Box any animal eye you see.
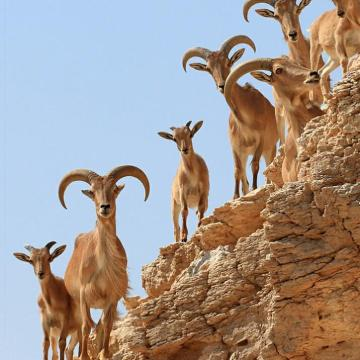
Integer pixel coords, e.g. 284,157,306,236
275,68,283,75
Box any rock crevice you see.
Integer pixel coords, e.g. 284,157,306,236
101,57,360,360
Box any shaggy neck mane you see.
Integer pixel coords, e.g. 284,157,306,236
94,211,128,299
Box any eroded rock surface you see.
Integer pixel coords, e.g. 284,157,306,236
98,57,360,359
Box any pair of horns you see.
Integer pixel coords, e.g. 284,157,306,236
24,241,57,253
224,58,273,108
182,35,256,71
58,165,150,209
170,121,192,131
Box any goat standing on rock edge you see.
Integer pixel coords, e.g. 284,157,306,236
58,165,150,360
13,242,81,360
182,35,278,198
158,121,209,243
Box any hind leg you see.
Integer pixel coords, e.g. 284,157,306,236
232,150,248,198
251,147,263,191
197,194,208,227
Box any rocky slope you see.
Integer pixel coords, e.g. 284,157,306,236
100,57,360,360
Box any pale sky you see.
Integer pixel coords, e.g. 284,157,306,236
1,1,337,358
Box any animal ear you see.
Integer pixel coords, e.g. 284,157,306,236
189,63,208,72
229,48,246,67
255,9,276,19
191,121,203,138
297,0,311,14
114,184,125,197
81,189,94,200
13,252,32,264
49,245,66,262
251,71,272,84
158,132,175,141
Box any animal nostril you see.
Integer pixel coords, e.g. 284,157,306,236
100,204,110,210
38,272,44,277
310,71,319,77
289,31,297,38
338,10,345,17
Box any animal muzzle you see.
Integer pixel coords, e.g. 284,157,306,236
38,271,45,280
304,71,320,84
337,9,345,18
100,204,111,216
288,30,298,42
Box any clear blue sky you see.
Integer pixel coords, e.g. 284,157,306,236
1,1,336,358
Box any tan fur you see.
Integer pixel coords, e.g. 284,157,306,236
14,243,81,360
184,37,278,198
58,166,149,360
159,121,209,242
245,0,325,143
225,56,323,183
309,0,360,99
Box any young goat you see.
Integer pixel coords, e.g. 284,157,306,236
158,121,209,243
13,242,81,360
58,165,150,360
309,0,360,99
182,35,278,198
225,57,323,183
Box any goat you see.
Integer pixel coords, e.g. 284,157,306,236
158,121,209,242
13,242,81,360
243,0,326,142
182,35,278,198
58,165,150,360
309,0,360,99
225,56,323,182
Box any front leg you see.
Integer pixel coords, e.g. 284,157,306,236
180,191,189,242
335,23,349,75
181,205,189,242
99,304,117,360
51,336,58,360
80,288,92,360
42,331,50,360
171,199,181,242
59,328,68,360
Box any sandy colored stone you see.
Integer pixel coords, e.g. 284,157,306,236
90,56,360,360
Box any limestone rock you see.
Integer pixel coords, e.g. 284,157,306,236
92,56,360,359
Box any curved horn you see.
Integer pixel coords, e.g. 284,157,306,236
219,35,256,57
107,165,150,201
24,244,35,253
243,0,275,22
182,47,212,72
224,58,273,109
58,169,99,209
45,241,57,251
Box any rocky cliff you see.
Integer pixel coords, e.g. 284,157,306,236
101,57,360,360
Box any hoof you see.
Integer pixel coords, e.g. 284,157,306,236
98,350,111,360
